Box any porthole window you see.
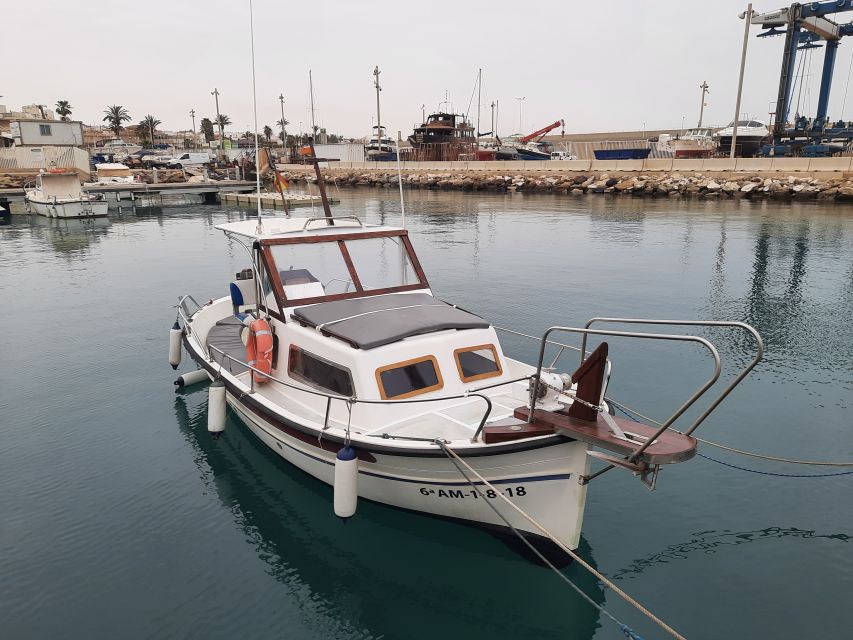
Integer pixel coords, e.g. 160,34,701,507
454,344,502,382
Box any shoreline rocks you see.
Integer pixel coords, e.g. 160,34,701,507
270,168,853,202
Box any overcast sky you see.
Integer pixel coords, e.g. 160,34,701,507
5,0,853,137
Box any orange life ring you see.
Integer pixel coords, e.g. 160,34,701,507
246,318,273,384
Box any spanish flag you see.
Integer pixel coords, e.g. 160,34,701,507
273,170,289,194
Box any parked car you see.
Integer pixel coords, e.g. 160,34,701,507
550,151,578,161
167,152,211,169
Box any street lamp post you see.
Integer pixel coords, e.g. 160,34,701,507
731,4,754,158
211,88,222,154
278,93,287,154
515,96,526,135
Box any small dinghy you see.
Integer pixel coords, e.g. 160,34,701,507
169,158,763,556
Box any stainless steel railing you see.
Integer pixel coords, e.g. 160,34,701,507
527,318,762,467
205,343,500,445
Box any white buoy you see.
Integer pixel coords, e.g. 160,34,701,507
168,321,183,370
207,380,226,439
174,368,210,389
334,446,358,519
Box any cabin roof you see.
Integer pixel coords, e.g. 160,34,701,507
215,217,402,241
291,292,489,349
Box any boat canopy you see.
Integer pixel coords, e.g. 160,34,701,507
291,292,489,349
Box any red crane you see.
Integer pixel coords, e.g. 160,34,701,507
519,119,565,144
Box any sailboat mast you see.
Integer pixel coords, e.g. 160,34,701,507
309,69,316,142
374,66,382,141
476,68,482,146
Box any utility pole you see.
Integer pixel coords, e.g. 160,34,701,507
698,81,710,127
731,4,753,158
211,88,222,153
309,70,316,143
515,96,525,135
189,109,196,147
278,93,287,151
373,66,382,143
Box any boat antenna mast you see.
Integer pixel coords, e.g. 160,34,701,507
248,0,263,234
309,69,317,144
476,68,482,146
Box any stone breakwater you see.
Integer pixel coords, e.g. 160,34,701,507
274,168,853,201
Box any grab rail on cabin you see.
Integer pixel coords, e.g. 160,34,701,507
529,326,723,466
205,343,499,442
301,215,364,231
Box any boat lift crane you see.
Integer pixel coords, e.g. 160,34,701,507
519,119,565,144
753,1,853,152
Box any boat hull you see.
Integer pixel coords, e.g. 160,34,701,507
226,389,591,552
26,197,108,219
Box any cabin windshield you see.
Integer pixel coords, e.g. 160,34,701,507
264,231,427,306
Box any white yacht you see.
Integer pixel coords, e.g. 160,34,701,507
657,129,717,158
25,170,108,218
714,119,769,157
168,180,762,556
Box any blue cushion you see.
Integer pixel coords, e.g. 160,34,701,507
229,282,244,307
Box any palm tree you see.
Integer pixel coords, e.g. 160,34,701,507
215,113,231,144
103,105,131,137
263,125,273,143
138,114,162,146
277,117,289,146
200,117,215,143
55,100,73,121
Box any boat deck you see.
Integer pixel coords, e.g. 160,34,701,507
206,317,248,375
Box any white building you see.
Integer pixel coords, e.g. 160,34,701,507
10,119,84,146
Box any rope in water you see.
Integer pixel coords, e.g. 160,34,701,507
436,441,646,640
436,441,686,640
606,398,853,468
696,452,853,478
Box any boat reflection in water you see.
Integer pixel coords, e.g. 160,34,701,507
173,392,605,639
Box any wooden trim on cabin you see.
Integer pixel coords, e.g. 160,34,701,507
261,229,406,245
453,343,503,383
375,355,444,400
259,245,287,315
400,234,430,289
337,240,364,293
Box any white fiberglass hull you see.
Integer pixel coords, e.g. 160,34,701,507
26,197,108,219
227,393,591,551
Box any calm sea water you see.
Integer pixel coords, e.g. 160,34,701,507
1,190,851,640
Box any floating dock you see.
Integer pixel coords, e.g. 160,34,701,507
221,192,338,210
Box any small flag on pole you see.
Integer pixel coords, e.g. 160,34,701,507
273,170,289,193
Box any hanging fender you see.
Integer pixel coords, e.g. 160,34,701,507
246,318,273,384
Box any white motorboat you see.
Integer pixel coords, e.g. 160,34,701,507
657,129,717,158
25,170,108,219
87,163,136,185
170,186,763,557
714,119,769,157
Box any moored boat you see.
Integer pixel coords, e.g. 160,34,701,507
169,167,763,557
25,170,108,218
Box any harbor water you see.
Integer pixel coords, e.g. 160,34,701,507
1,190,851,639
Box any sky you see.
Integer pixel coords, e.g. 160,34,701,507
5,0,853,138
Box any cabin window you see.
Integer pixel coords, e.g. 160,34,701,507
270,242,353,298
344,236,417,290
454,344,502,382
39,124,52,136
288,346,353,396
376,356,443,399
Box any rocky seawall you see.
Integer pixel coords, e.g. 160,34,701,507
274,168,853,201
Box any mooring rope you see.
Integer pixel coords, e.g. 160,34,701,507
436,441,687,640
606,398,853,468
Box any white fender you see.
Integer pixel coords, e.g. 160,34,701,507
174,368,210,388
168,321,183,370
334,446,358,519
207,380,227,438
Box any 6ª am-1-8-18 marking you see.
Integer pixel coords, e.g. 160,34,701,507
419,486,527,499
